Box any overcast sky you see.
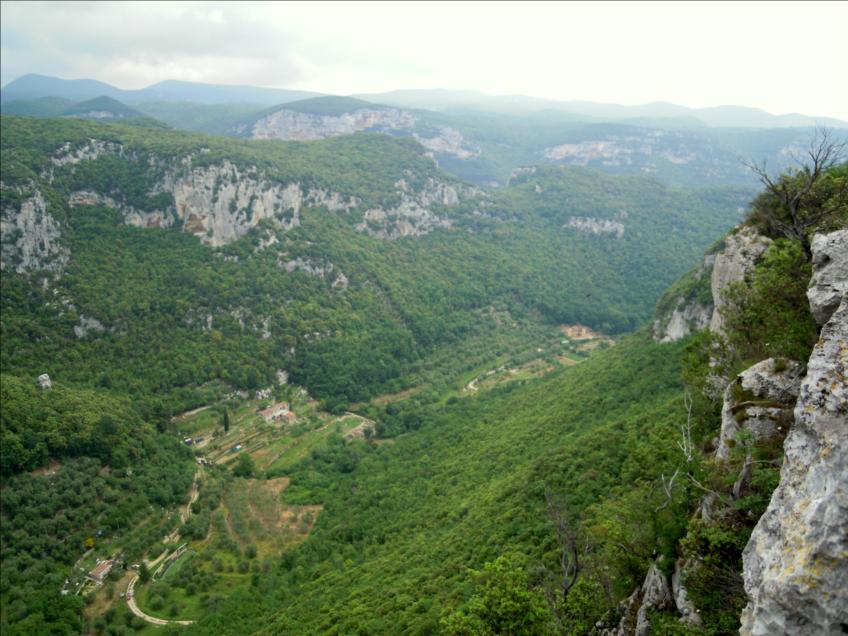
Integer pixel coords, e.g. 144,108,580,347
2,1,846,118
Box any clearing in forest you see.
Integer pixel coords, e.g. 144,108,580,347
219,477,321,557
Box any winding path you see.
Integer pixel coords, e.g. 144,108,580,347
126,469,201,626
126,571,194,626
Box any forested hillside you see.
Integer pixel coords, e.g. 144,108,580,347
1,116,747,417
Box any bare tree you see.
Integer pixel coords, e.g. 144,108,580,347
544,490,581,607
744,127,846,260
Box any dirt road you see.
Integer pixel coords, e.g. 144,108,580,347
126,572,193,626
127,469,200,626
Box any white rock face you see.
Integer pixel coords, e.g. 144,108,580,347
56,143,359,247
635,563,673,636
247,108,416,141
710,227,772,335
807,230,848,326
601,561,674,636
279,257,331,277
672,560,702,627
740,297,848,635
654,302,712,343
305,188,359,213
355,178,464,240
37,373,52,390
542,134,695,166
413,126,479,160
0,190,70,274
715,358,802,462
166,161,303,246
51,139,124,166
73,315,105,339
652,254,716,343
331,272,349,291
565,216,625,238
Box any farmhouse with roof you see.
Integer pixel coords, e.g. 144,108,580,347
87,559,114,585
259,402,295,423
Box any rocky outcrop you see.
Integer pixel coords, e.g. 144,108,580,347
652,254,715,343
413,126,479,160
37,374,52,390
635,563,673,636
0,190,70,274
715,358,802,462
51,139,124,167
64,151,357,246
542,134,695,166
602,561,673,636
565,217,625,238
740,295,847,635
355,178,465,240
73,315,105,338
165,161,304,246
709,227,772,335
246,108,416,141
807,230,848,326
654,302,712,343
672,560,702,627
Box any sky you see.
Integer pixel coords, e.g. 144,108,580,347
1,1,847,118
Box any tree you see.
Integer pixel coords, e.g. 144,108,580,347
138,562,151,584
744,127,846,260
441,553,550,636
546,491,580,601
222,409,230,433
232,453,255,478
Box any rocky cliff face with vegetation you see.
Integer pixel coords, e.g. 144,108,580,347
740,230,847,636
639,162,846,634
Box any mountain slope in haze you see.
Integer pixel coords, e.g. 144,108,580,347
226,96,841,188
1,94,169,128
356,88,848,128
60,96,145,119
0,73,323,105
0,95,75,117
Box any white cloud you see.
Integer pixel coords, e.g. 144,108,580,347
1,0,846,118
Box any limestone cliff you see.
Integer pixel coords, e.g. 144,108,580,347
651,252,715,343
355,177,471,240
740,230,848,635
652,225,771,343
3,136,472,275
0,189,69,274
244,107,416,141
709,227,772,335
240,107,478,161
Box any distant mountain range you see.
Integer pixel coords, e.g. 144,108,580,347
3,73,845,129
0,73,321,106
355,89,848,129
2,94,168,128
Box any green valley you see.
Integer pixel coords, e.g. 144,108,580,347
1,66,845,636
